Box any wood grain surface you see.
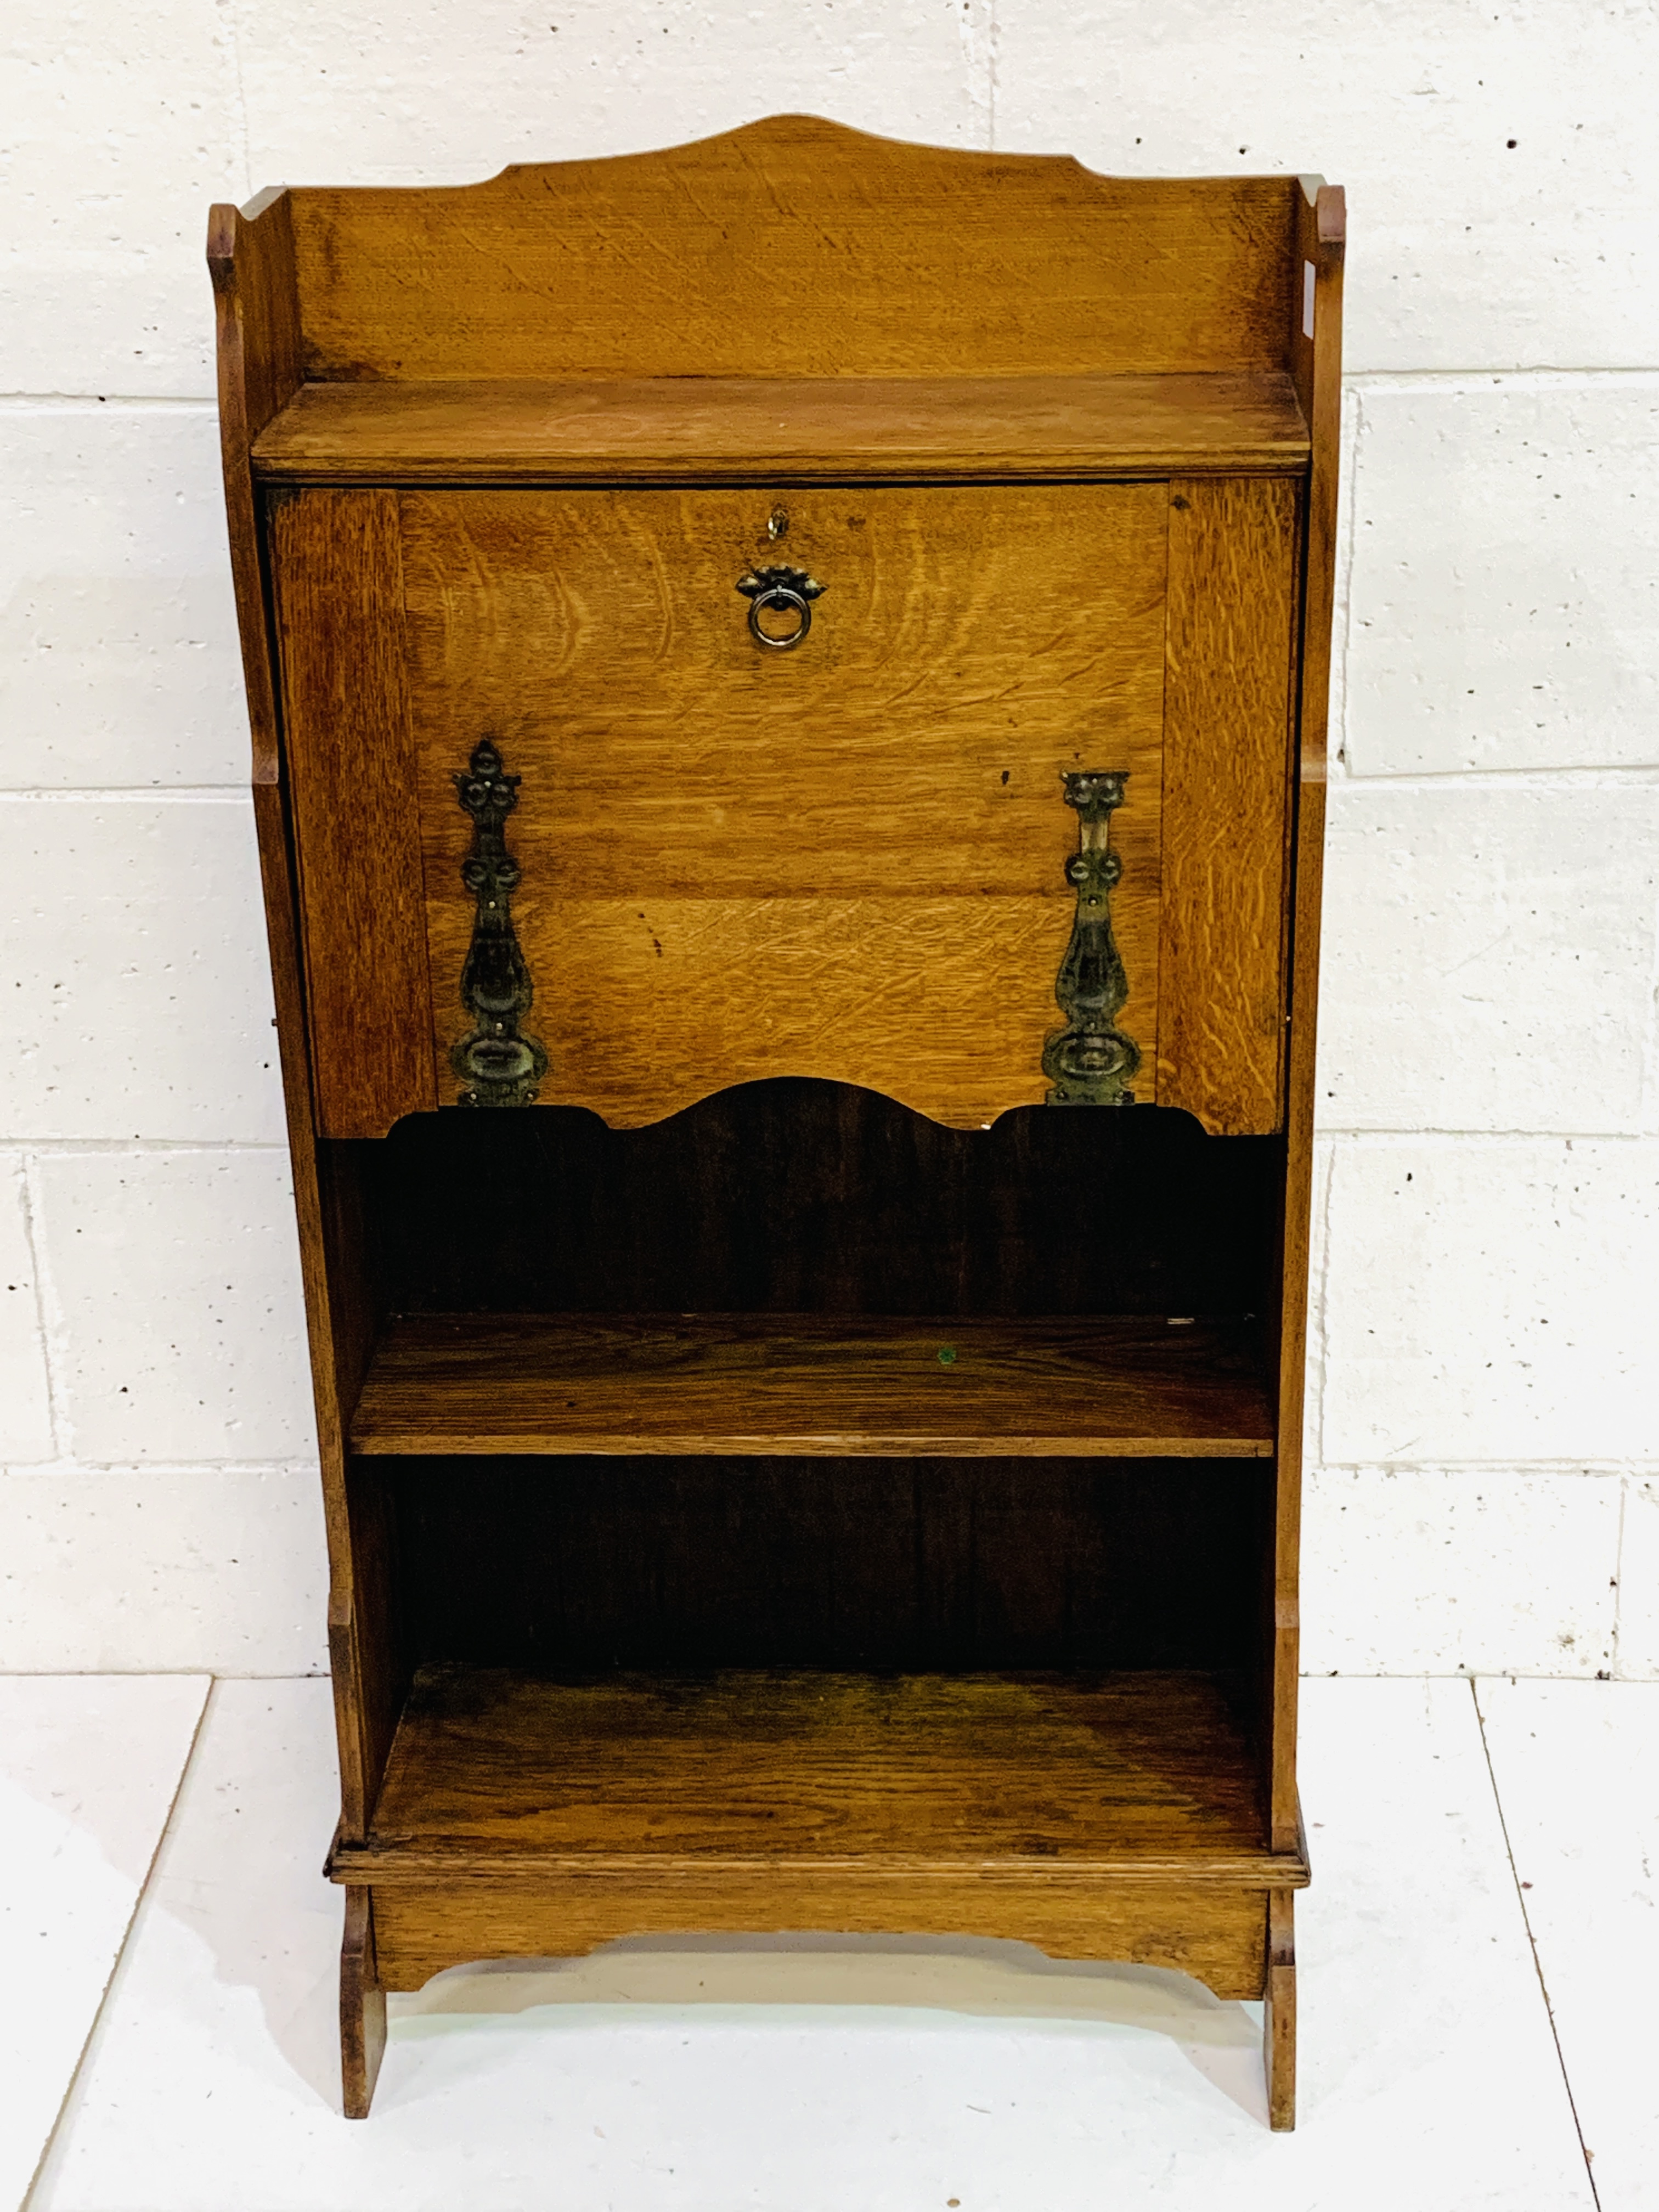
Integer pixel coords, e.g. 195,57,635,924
356,1664,1284,1865
335,1457,407,1839
348,1312,1274,1458
1270,180,1346,1852
338,1887,385,2120
284,117,1302,383
207,191,301,785
214,198,413,1865
250,783,387,1839
369,1879,1271,2000
251,371,1311,483
403,482,1166,1128
1158,476,1299,1133
214,131,1347,2124
1265,1883,1297,2128
271,488,437,1137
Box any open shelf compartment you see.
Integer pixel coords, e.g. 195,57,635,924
328,1088,1295,1987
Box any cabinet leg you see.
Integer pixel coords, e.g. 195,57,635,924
1263,1887,1296,2131
341,1885,387,2119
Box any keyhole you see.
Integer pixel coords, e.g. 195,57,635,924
767,507,789,540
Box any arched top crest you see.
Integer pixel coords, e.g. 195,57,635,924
250,114,1317,384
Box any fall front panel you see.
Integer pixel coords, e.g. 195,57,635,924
269,480,1294,1138
402,483,1169,1130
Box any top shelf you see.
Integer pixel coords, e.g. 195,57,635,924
250,371,1310,485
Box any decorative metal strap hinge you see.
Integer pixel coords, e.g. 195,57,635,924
1042,769,1141,1107
450,738,548,1108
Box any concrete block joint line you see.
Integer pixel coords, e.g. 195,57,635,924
3,2,1659,1675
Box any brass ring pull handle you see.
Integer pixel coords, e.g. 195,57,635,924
736,565,825,651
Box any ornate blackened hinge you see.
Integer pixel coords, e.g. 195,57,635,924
1041,769,1141,1107
449,738,548,1108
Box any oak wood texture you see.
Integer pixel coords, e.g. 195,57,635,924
335,1458,407,1842
405,481,1166,1132
207,191,300,785
339,1886,386,2120
251,371,1310,484
341,1666,1296,2000
252,771,395,1841
270,489,437,1137
250,791,359,1835
319,1171,408,1839
344,1663,1300,1873
283,118,1304,385
370,1881,1271,2002
1158,477,1299,1132
350,1312,1273,1458
211,123,1342,2125
1265,1885,1297,2130
212,206,400,1845
1269,180,1345,1853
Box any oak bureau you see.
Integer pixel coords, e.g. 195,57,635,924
207,115,1343,2125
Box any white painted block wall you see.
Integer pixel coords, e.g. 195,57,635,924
2,1,1655,1678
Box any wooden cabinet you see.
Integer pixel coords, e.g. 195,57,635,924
209,115,1342,2129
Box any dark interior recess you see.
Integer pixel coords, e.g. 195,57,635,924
340,1079,1280,1732
388,1453,1272,1676
353,1077,1284,1319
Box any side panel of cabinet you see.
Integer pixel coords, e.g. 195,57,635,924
1158,476,1300,1134
270,488,437,1137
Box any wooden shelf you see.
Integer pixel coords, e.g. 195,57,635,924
332,1662,1306,1886
349,1312,1276,1459
251,370,1310,484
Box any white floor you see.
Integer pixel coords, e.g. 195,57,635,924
3,1675,1645,2211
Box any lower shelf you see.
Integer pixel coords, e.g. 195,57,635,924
335,1666,1305,1999
334,1663,1305,1885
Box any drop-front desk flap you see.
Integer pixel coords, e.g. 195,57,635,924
268,472,1299,1141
